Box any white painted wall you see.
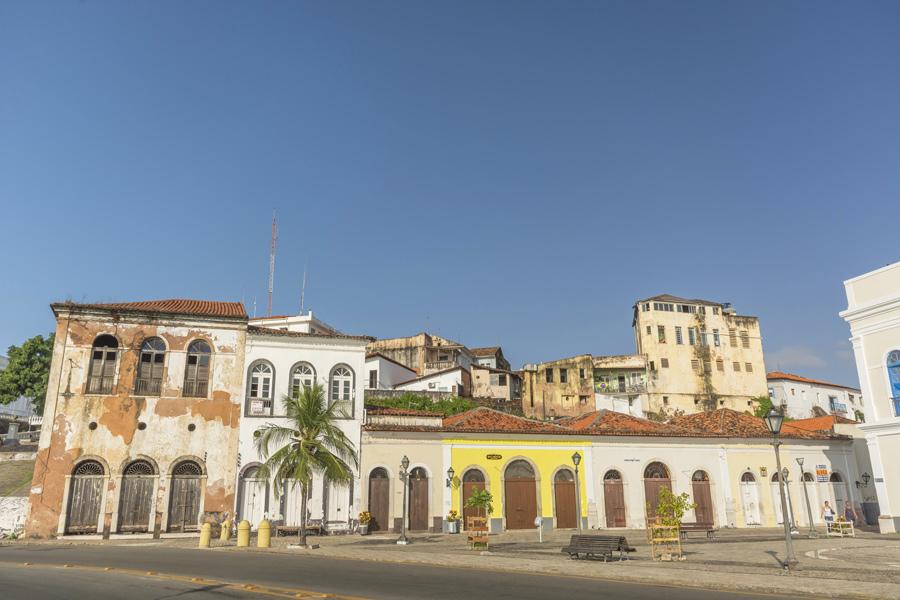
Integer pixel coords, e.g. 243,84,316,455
395,369,464,394
594,394,646,418
366,355,416,389
768,378,861,420
237,327,367,532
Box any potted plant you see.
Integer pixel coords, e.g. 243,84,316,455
358,511,372,535
446,510,461,534
464,488,494,549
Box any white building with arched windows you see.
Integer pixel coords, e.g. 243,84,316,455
236,313,371,533
841,260,900,533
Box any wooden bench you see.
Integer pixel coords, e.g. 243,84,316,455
275,521,323,537
561,535,636,562
679,523,717,540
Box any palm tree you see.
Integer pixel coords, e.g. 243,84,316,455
254,382,358,546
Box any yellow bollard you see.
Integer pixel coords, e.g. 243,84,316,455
257,519,271,548
198,523,211,548
220,519,232,541
236,520,250,547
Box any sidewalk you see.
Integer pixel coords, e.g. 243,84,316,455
10,527,900,599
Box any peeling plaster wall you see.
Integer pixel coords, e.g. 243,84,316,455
26,309,247,538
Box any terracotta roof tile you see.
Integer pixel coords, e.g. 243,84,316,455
53,299,247,319
670,408,831,440
442,407,567,433
786,415,856,433
566,410,688,436
247,324,373,342
470,347,501,357
767,371,860,391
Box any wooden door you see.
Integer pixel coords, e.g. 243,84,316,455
692,478,714,526
643,479,672,518
408,468,429,531
118,476,154,532
66,475,104,534
461,470,486,530
505,480,537,529
368,470,390,532
604,476,626,527
168,463,202,533
554,478,577,529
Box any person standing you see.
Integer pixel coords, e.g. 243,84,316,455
822,501,836,532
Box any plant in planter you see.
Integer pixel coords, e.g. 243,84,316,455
446,510,461,534
464,487,494,549
358,511,372,535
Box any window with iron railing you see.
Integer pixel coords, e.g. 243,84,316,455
183,340,211,398
135,337,166,396
86,334,118,394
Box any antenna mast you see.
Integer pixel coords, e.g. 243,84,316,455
267,213,278,317
300,263,307,314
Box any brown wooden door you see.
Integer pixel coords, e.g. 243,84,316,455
644,479,672,518
554,480,577,529
504,480,537,529
604,480,626,527
368,469,390,532
118,476,154,532
408,468,429,531
66,475,104,534
692,479,714,526
461,469,487,530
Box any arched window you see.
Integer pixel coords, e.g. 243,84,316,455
123,460,155,476
692,470,709,482
247,362,274,416
644,462,670,479
554,469,574,483
829,472,844,483
410,467,428,480
290,363,316,398
370,467,389,479
505,459,535,480
888,350,900,416
604,469,622,481
73,460,105,476
741,472,756,483
135,337,166,395
463,469,485,483
803,472,815,482
329,365,354,418
183,340,211,397
771,471,784,482
87,335,118,394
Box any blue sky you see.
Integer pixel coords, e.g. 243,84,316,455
2,2,898,387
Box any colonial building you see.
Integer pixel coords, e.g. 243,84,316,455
26,299,248,539
470,364,522,405
236,313,370,533
767,371,863,421
366,333,474,376
521,354,647,420
841,260,900,533
360,406,863,534
470,347,511,370
633,294,769,416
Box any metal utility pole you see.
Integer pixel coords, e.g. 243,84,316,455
267,213,277,317
797,458,818,538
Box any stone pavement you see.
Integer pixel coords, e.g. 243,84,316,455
9,527,900,599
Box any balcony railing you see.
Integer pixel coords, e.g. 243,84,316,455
135,377,163,396
183,380,209,398
86,376,115,395
425,361,455,371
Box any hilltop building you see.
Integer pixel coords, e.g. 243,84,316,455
767,371,863,421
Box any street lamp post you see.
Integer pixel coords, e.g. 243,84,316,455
782,467,798,535
397,455,410,545
572,451,583,532
796,457,818,538
763,408,798,570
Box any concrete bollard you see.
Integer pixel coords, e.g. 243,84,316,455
256,519,271,548
220,519,232,541
236,520,250,547
198,523,211,548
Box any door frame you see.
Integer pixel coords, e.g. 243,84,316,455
407,465,430,531
551,466,577,529
501,456,541,530
58,456,111,536
366,467,392,532
160,456,207,533
458,466,489,530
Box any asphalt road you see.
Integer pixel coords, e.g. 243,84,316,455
0,543,808,600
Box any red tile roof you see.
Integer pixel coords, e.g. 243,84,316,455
671,408,831,440
470,347,501,357
565,410,688,436
442,408,566,433
247,324,373,342
53,299,247,318
766,371,860,391
787,415,856,433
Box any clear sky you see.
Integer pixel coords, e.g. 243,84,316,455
2,2,898,387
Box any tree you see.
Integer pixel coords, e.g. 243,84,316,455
464,487,494,517
752,395,775,418
0,334,54,414
254,383,358,546
653,488,697,527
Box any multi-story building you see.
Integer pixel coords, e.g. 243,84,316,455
633,294,768,416
767,371,863,421
470,364,522,405
521,354,647,419
26,299,248,539
470,347,511,370
235,312,370,533
366,333,474,376
841,260,900,533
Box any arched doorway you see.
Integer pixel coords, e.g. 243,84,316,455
118,460,155,533
368,468,390,532
408,467,429,531
553,469,577,529
66,460,105,534
504,460,537,530
829,472,848,515
691,470,714,526
603,470,626,527
800,472,820,525
770,470,796,525
168,460,202,532
461,469,486,530
239,466,268,527
740,472,761,525
643,462,672,520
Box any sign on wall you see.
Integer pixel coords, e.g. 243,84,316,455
815,464,830,482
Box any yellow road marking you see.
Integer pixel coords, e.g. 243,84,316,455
10,561,368,600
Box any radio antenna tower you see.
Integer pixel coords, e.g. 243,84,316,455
299,262,307,314
267,213,278,317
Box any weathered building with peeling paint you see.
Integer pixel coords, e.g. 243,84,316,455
633,294,768,417
26,299,247,539
235,313,371,532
